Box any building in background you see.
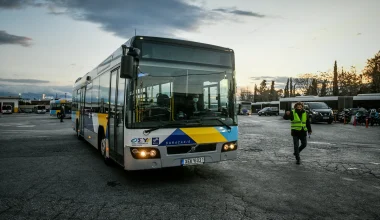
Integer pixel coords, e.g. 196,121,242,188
0,96,20,113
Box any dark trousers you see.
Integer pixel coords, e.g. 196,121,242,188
60,114,64,122
293,135,307,160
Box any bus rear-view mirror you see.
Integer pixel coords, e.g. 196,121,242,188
120,55,134,79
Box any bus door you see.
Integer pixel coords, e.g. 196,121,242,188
203,83,219,110
109,69,125,164
78,88,85,137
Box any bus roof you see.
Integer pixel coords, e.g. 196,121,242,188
280,96,338,102
74,36,235,90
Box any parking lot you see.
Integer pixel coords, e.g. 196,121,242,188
0,113,379,219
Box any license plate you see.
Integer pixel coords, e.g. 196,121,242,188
181,157,205,166
323,117,329,119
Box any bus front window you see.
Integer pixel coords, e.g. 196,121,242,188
129,62,236,128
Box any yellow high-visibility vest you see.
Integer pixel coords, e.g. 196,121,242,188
291,110,308,131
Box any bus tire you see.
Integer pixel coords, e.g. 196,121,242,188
97,127,104,153
99,133,111,165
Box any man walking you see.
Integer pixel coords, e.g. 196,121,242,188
283,102,312,164
60,105,65,122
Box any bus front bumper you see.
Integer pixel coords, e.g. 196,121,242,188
123,145,237,171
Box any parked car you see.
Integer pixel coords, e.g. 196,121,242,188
258,107,279,116
303,102,334,124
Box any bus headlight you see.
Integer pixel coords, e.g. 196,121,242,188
149,149,157,157
222,142,237,152
130,147,160,159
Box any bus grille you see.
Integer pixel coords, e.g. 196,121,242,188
166,144,217,155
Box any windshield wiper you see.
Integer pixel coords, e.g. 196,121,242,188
143,120,202,135
199,117,231,131
143,122,180,135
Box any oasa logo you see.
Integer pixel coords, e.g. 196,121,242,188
131,138,150,144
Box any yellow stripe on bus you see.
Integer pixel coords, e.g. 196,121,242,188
97,113,108,136
180,127,227,144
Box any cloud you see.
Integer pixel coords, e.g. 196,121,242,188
0,0,26,9
0,78,49,83
0,30,33,47
0,83,72,97
1,1,268,38
24,0,209,38
213,8,265,18
250,76,289,85
0,0,43,9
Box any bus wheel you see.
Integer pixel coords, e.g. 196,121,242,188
100,134,111,165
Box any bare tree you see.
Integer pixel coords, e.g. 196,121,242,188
284,78,289,97
339,66,362,96
294,73,316,95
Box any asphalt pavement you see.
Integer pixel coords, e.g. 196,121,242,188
0,113,379,220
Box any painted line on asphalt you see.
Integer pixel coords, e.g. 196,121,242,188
341,177,356,181
369,162,380,165
308,141,336,145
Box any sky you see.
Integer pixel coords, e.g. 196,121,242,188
0,0,379,97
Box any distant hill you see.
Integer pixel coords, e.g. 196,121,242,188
0,92,72,100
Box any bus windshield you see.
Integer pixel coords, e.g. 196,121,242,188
2,106,11,110
37,106,45,110
129,61,235,128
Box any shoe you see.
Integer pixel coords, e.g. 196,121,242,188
296,159,300,165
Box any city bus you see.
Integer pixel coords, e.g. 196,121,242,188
1,105,12,114
237,101,252,115
72,36,238,171
33,105,46,114
50,99,72,118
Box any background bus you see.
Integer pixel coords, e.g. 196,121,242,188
251,101,280,114
1,105,12,114
33,105,46,114
72,36,238,171
280,94,380,112
237,101,252,115
50,99,72,119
